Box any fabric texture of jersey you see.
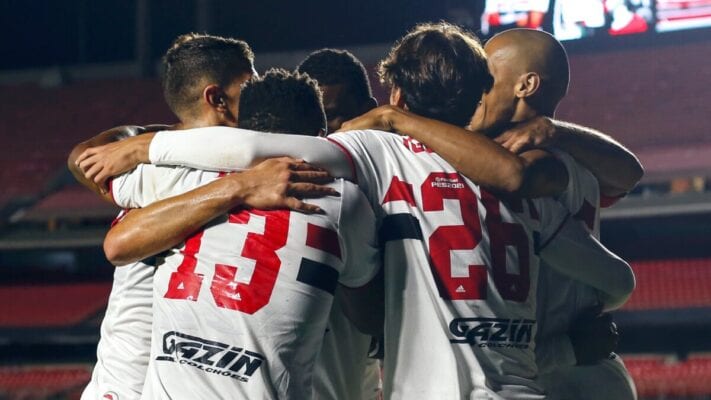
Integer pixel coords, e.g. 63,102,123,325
112,166,380,400
81,209,154,400
329,130,571,400
313,296,381,400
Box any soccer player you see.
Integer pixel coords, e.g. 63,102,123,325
297,48,382,400
341,28,640,399
108,69,381,399
296,48,378,135
67,34,329,400
76,23,633,399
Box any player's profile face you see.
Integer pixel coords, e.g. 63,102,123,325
470,43,517,136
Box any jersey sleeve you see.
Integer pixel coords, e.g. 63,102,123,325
551,149,601,214
539,218,635,311
149,127,354,179
336,181,381,288
327,130,392,204
110,164,219,209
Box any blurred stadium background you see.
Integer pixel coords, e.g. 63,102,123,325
1,0,710,399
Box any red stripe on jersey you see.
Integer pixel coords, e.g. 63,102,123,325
382,176,416,207
574,199,596,231
306,223,342,259
110,209,129,228
327,137,358,184
600,194,623,208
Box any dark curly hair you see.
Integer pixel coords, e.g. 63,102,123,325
296,48,373,103
161,33,255,118
238,68,326,136
379,22,491,127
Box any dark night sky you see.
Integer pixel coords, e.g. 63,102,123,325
0,0,455,70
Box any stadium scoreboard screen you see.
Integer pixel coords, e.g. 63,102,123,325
480,0,711,40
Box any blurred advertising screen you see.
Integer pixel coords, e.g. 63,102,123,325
481,0,711,40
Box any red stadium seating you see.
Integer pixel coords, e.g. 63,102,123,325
623,258,711,311
625,353,711,398
0,364,91,399
0,79,174,208
0,283,111,327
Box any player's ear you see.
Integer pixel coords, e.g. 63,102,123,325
514,72,540,99
204,84,228,112
389,86,406,108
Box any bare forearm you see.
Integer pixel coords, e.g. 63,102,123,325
104,177,243,265
388,108,526,193
68,125,169,202
552,120,644,197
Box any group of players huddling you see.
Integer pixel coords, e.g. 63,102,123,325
69,21,643,400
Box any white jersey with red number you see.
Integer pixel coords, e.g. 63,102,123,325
111,166,380,400
328,130,569,400
81,213,154,400
535,152,635,399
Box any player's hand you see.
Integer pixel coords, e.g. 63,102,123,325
233,157,338,214
569,310,619,365
75,134,153,192
494,116,557,154
337,105,399,133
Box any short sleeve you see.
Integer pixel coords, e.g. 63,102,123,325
550,149,600,214
336,181,382,288
110,164,220,209
327,130,392,203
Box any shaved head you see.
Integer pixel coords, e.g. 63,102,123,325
486,29,569,112
470,28,570,135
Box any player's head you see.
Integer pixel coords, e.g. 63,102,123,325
296,49,377,133
161,33,256,127
470,28,570,136
379,22,490,127
238,68,326,137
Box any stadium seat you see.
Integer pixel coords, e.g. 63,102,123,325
0,364,91,399
624,258,711,311
0,283,111,327
624,353,711,397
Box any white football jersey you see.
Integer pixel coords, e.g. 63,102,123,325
81,215,154,400
329,130,569,400
535,152,635,399
313,296,381,400
112,167,380,400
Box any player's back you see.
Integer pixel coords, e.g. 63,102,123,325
329,130,566,399
142,178,379,400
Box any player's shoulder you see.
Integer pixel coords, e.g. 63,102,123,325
328,129,401,148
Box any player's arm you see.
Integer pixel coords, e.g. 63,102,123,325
105,158,337,265
67,124,172,201
74,127,354,189
495,118,644,197
540,219,635,311
339,105,568,197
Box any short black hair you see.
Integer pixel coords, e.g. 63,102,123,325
238,68,326,136
296,48,373,102
379,22,490,127
161,33,255,118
